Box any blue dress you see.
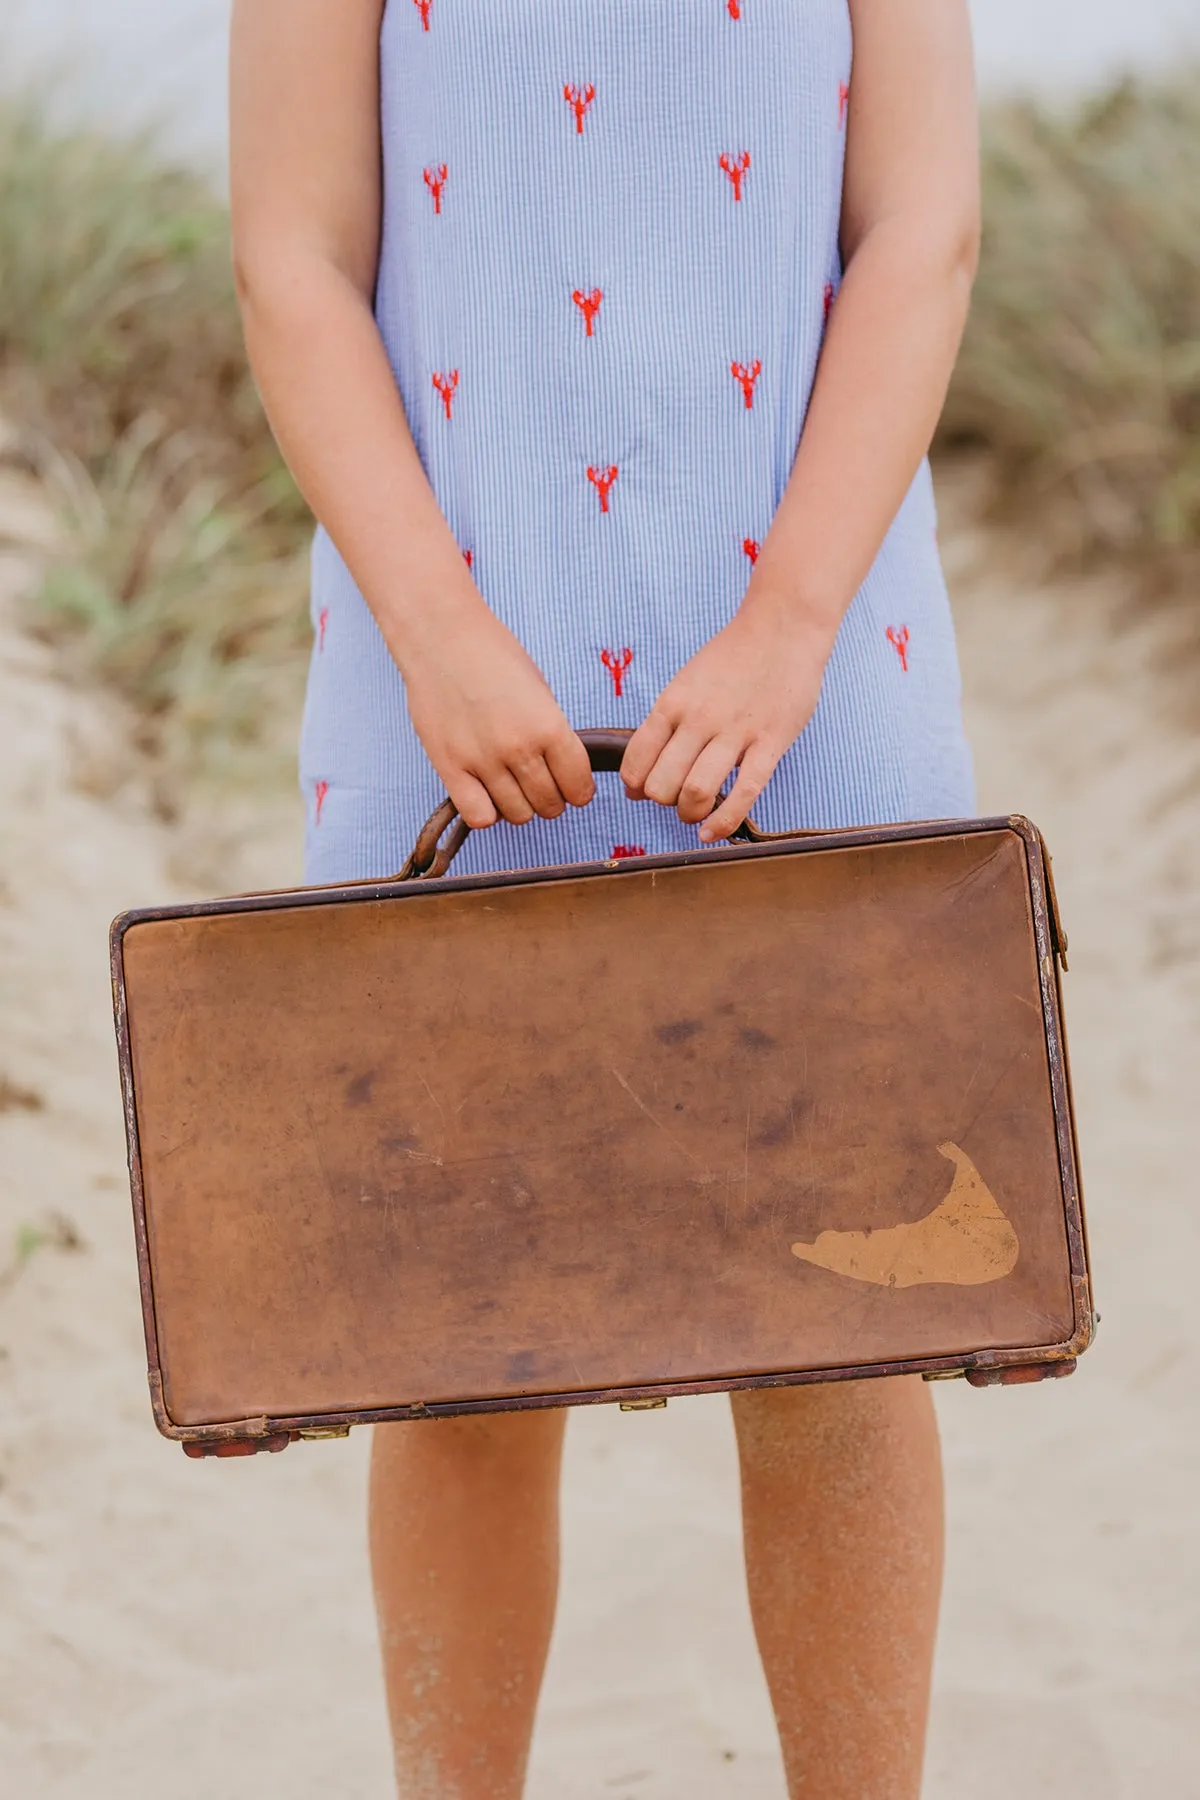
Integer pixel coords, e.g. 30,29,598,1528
300,0,976,883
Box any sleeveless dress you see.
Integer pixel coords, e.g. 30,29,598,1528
300,0,976,884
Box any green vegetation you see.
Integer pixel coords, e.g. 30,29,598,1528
0,73,1196,786
942,72,1200,573
0,1213,83,1296
0,88,309,798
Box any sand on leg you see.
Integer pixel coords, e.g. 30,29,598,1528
731,1374,945,1800
368,1407,567,1799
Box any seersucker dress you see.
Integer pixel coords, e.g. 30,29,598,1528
300,0,976,884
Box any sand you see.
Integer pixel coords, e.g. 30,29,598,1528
0,462,1197,1798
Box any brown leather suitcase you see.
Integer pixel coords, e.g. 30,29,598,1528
109,730,1095,1458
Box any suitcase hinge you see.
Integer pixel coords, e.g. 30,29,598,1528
1037,830,1069,972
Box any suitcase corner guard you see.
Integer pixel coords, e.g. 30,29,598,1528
180,1423,356,1458
963,1357,1078,1388
182,1431,298,1459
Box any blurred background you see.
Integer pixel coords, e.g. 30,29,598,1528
0,4,1197,1796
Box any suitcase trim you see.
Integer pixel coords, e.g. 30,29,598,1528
145,1323,1096,1450
1022,823,1094,1353
110,814,1094,1446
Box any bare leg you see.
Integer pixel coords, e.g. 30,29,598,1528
368,1408,567,1799
731,1376,944,1800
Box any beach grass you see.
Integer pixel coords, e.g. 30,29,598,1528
942,71,1200,577
0,85,308,799
0,71,1196,786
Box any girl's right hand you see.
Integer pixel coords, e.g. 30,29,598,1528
396,598,596,830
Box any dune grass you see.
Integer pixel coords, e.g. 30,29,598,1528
0,72,1196,790
941,71,1200,576
0,86,309,800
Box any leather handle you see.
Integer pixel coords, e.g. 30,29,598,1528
395,728,822,880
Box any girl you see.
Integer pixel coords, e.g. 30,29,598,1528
229,2,979,1793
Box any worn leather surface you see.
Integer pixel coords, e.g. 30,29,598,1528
120,828,1077,1426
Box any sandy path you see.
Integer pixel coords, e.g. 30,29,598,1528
0,468,1196,1798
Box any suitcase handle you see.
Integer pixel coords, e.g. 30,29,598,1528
396,727,824,880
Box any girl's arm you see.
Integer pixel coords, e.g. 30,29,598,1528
620,0,981,840
229,0,594,830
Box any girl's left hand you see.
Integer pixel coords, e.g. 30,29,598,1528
619,597,837,842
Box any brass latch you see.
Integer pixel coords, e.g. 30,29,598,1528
619,1396,668,1411
298,1424,352,1440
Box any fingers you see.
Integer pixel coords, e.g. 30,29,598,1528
697,746,777,843
457,730,773,839
449,771,499,831
619,713,673,798
497,725,598,823
507,748,569,820
544,730,597,809
639,725,715,809
456,727,598,831
673,736,742,824
484,767,538,827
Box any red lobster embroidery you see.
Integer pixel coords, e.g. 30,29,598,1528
823,281,835,323
432,368,459,419
886,625,910,672
839,82,851,127
564,83,596,134
719,150,751,200
413,0,431,30
314,780,329,825
743,537,760,564
462,547,473,568
727,0,741,17
730,359,762,408
572,288,603,335
612,844,646,859
587,464,619,512
423,163,448,213
601,648,633,697
317,607,329,651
